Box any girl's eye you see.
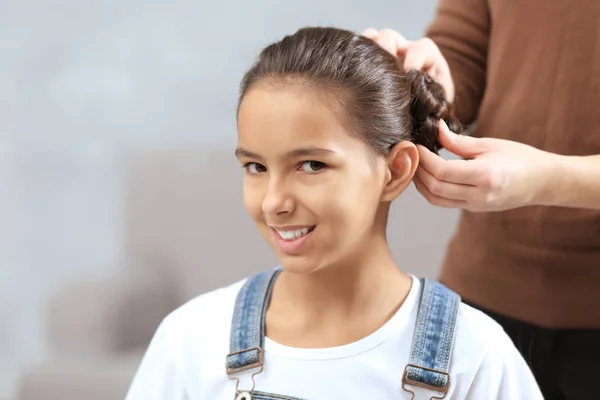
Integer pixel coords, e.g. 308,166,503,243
245,162,267,174
300,161,326,173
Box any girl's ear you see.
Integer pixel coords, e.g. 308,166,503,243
381,141,419,202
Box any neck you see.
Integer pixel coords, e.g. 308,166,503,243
267,233,413,347
278,246,405,309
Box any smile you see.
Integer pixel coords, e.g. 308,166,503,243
274,226,315,241
271,225,316,254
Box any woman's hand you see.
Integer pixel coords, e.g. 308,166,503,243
414,121,558,212
362,28,455,103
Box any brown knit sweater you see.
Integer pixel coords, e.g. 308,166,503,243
426,0,600,328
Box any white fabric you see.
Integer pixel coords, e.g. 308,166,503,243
126,275,543,400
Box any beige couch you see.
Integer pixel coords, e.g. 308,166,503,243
17,146,457,400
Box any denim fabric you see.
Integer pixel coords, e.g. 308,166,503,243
226,267,282,371
227,269,460,399
235,391,305,400
404,278,460,390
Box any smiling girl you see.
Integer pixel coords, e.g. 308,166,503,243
125,27,543,400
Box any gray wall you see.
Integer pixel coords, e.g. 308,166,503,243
0,0,454,398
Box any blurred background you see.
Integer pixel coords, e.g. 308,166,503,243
1,0,461,399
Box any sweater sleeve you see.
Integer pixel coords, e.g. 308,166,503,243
425,0,491,125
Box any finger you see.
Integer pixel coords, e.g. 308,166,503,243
381,29,409,50
403,38,438,71
362,28,379,39
413,176,468,209
438,120,490,158
417,144,482,185
377,29,410,57
416,166,477,201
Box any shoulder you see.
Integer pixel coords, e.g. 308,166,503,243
126,277,251,399
454,302,510,355
451,303,543,398
161,277,248,338
416,280,510,364
142,277,249,381
453,302,522,367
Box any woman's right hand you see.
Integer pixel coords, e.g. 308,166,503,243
362,28,455,103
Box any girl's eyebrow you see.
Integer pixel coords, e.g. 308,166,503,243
235,146,337,160
287,147,337,158
234,147,262,160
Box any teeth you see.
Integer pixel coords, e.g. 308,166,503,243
277,227,311,241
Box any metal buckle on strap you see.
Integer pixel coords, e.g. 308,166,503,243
235,392,252,400
226,347,264,395
226,346,264,375
401,364,451,400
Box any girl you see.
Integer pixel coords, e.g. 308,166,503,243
125,27,543,400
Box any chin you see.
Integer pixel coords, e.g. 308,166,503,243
275,253,325,276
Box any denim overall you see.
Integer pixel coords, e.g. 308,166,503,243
225,267,460,400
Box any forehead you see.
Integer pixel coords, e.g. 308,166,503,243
237,84,363,155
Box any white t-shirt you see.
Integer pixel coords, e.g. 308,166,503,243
126,275,543,400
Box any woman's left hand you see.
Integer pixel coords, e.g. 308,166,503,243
414,120,557,212
362,28,455,103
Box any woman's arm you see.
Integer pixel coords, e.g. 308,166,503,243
542,154,600,209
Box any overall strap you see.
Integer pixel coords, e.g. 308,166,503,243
402,278,461,398
226,267,282,375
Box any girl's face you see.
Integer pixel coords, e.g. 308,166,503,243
236,83,407,275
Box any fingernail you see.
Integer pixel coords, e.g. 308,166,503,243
439,119,449,131
439,120,453,139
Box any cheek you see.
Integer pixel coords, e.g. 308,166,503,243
242,180,264,220
343,187,381,223
312,175,382,224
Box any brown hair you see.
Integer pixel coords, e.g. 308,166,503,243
238,27,462,154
